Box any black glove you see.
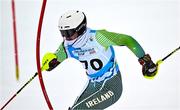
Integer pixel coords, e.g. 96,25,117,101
42,52,60,71
47,58,60,71
138,54,157,78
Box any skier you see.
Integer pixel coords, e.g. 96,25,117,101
42,10,158,110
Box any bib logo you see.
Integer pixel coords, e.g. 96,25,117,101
85,90,114,108
74,48,96,56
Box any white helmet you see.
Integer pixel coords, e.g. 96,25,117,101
58,10,87,38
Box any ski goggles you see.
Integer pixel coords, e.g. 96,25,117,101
60,29,76,38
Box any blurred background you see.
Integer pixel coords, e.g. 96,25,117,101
0,0,180,110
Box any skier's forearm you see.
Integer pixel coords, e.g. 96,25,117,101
121,35,145,58
55,43,68,62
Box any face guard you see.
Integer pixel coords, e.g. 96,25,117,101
60,29,76,38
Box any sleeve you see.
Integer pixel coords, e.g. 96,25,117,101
95,29,145,58
54,42,68,62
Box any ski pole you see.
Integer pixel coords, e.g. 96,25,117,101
154,46,180,78
144,46,179,80
0,63,48,110
0,62,47,110
156,46,180,66
0,72,38,110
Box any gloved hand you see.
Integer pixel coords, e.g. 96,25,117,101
42,52,60,71
138,54,157,79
